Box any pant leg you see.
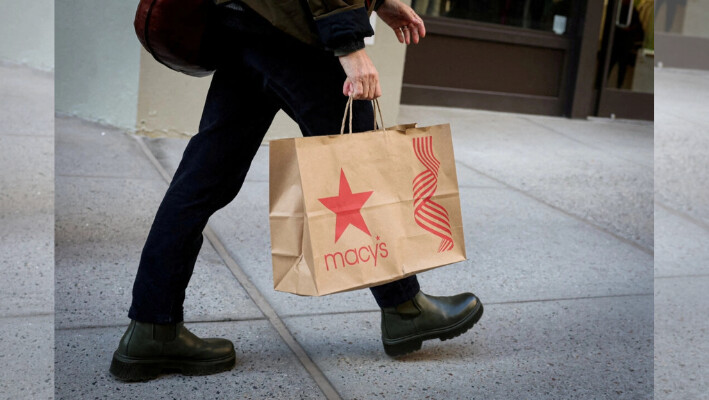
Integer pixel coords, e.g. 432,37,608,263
128,64,279,324
229,12,420,307
369,278,421,308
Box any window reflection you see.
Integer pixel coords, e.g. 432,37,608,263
412,0,573,34
606,0,654,92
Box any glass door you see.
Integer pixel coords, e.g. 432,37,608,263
596,0,654,120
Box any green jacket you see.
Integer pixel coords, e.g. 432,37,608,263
214,0,379,53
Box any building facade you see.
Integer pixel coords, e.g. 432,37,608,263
56,0,672,138
401,0,655,120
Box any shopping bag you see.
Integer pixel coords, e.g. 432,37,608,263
269,99,466,296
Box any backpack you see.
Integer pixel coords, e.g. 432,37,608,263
134,0,216,77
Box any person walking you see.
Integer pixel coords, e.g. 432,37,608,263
110,0,483,382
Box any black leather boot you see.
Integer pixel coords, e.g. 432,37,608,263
110,320,236,381
380,291,483,356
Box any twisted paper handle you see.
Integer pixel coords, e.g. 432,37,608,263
412,136,453,252
340,97,386,135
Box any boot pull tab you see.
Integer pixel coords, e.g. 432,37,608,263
395,300,421,318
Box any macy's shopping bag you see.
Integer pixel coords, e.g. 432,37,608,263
269,101,466,296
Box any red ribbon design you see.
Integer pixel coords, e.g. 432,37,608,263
412,136,454,252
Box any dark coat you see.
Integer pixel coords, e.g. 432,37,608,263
214,0,377,52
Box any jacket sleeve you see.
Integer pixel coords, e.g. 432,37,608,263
307,0,376,54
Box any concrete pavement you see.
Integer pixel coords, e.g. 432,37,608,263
654,67,709,400
6,57,709,400
0,63,54,399
53,86,653,398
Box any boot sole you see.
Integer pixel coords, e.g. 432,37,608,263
109,352,236,382
383,301,484,357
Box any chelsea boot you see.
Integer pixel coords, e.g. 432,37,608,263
110,320,236,381
380,291,483,356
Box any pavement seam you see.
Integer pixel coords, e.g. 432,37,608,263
519,116,652,169
55,316,268,331
56,173,164,181
458,184,504,189
655,274,709,280
0,312,53,320
54,291,656,330
456,160,653,255
480,292,653,305
656,201,709,234
132,134,342,400
54,290,655,330
279,292,654,319
0,133,54,138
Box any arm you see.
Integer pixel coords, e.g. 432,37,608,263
339,49,381,100
307,0,374,55
315,0,425,100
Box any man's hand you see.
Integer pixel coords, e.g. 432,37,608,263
337,0,425,99
377,0,426,44
339,49,382,100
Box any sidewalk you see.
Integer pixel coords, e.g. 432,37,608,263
0,63,54,400
654,67,709,399
52,83,654,398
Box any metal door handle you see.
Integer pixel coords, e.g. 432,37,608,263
616,0,633,28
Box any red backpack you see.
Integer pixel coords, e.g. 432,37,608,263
134,0,215,77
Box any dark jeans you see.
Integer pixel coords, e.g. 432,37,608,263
128,5,419,324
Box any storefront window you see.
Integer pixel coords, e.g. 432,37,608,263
411,0,574,35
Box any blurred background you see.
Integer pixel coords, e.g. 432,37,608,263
52,0,669,139
0,1,54,399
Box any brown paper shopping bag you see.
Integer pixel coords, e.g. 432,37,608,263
269,99,466,296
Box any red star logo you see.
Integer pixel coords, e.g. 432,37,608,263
318,169,374,243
